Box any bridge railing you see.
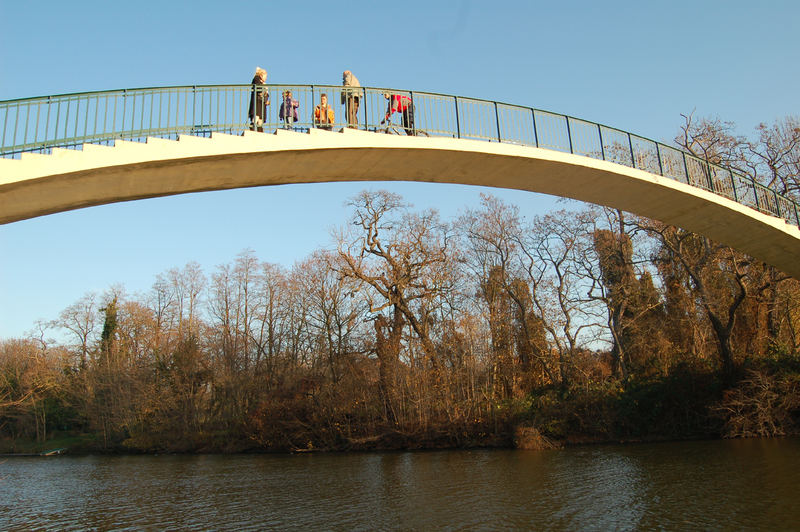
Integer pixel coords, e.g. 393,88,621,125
2,84,798,227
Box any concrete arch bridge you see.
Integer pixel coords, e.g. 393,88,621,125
1,84,798,277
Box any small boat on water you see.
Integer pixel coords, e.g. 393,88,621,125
39,448,67,456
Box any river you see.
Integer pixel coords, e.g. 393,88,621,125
2,438,798,530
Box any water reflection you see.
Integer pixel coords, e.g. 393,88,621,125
2,438,798,530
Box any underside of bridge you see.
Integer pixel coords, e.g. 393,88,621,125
1,127,798,277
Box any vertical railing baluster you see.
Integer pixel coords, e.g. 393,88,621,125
182,89,187,134
655,142,663,175
121,90,126,137
167,90,172,133
54,99,62,149
12,103,21,150
598,124,605,160
1,103,8,151
178,89,183,137
222,87,227,131
72,96,79,142
63,99,71,144
23,103,30,149
566,116,573,154
198,87,203,134
532,109,538,148
753,179,761,210
454,96,460,139
149,91,154,137
627,133,635,168
103,94,109,137
409,90,415,136
133,91,140,138
681,151,689,184
494,101,501,142
82,95,89,142
192,86,196,132
45,96,52,148
92,94,98,140
34,101,41,146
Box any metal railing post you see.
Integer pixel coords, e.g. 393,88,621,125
655,142,663,175
0,106,9,148
55,99,62,146
532,109,539,148
681,152,689,184
103,94,108,136
83,96,89,138
454,96,460,139
149,91,155,135
121,90,126,136
130,93,137,137
753,178,761,210
1,103,9,150
410,90,416,136
494,101,501,142
628,133,635,168
730,171,738,202
566,116,574,154
92,94,98,139
598,124,605,161
362,87,367,131
62,99,70,141
192,86,196,131
23,103,30,149
34,101,41,145
11,103,20,150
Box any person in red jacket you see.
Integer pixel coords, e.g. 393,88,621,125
381,92,415,136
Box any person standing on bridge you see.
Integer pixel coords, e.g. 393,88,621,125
341,70,361,128
279,90,299,129
248,67,269,132
381,93,415,136
313,93,335,130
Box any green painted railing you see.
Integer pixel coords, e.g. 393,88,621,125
1,84,798,227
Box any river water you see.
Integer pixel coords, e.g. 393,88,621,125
2,438,798,530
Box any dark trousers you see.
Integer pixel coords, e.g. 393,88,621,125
401,104,415,136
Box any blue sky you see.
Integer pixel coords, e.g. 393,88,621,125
1,0,798,339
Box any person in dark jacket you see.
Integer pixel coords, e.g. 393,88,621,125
248,67,269,132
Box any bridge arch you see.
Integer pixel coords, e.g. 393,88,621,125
1,84,798,277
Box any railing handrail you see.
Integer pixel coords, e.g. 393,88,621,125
2,83,797,227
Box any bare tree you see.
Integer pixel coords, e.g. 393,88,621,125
516,209,605,389
57,292,98,369
460,194,555,394
334,190,459,423
749,116,800,198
